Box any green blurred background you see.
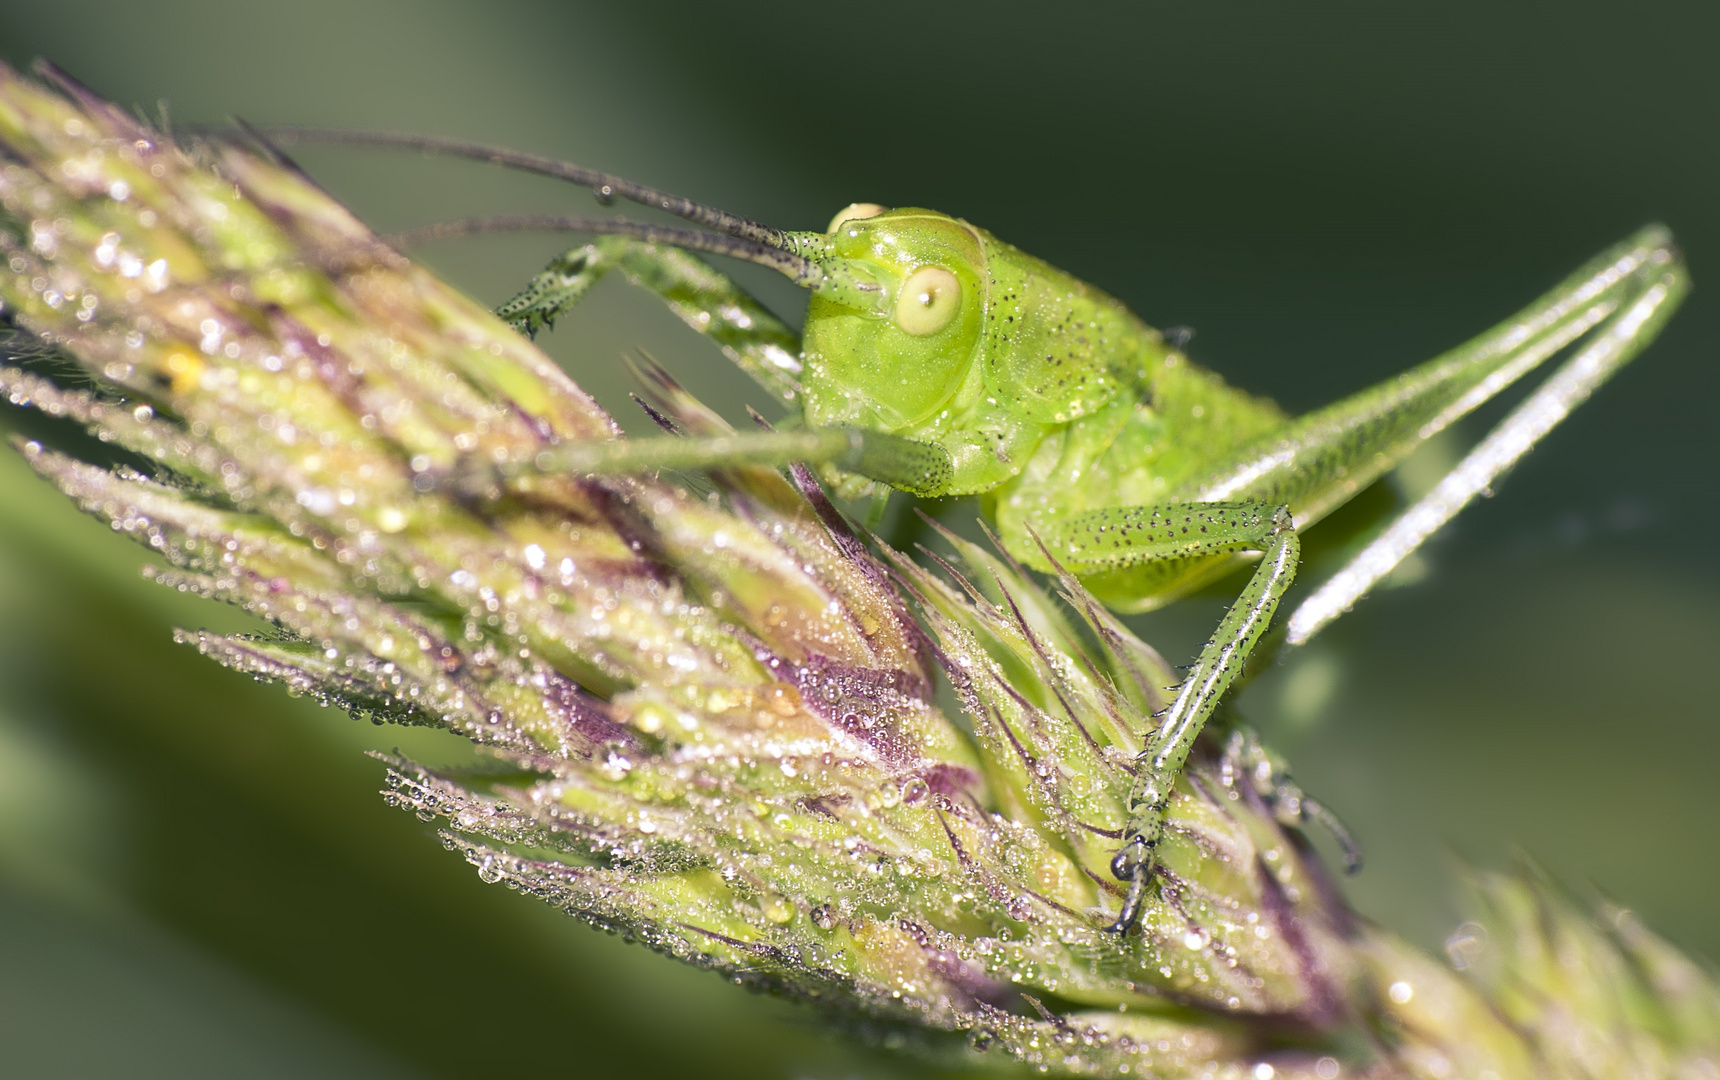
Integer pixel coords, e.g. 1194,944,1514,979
1,2,1717,1076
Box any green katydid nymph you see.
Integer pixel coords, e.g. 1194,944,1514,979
270,129,1688,931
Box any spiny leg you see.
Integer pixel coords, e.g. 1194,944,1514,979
1183,226,1683,531
1285,253,1689,643
472,425,954,499
491,235,805,409
429,233,950,498
1044,503,1301,931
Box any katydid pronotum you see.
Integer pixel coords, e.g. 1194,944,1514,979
271,129,1688,931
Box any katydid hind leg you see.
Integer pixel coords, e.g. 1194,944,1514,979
497,236,804,408
1187,227,1682,530
1286,253,1689,644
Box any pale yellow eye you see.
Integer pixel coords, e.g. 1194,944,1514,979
894,266,961,336
826,202,885,234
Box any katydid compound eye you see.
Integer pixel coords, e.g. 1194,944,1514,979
826,202,885,234
894,266,961,336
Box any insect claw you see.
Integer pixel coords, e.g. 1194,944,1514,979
1106,858,1151,933
1109,836,1145,880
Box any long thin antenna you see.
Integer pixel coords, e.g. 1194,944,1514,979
257,127,789,249
386,214,819,285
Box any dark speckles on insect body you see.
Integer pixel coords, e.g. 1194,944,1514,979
475,173,1682,935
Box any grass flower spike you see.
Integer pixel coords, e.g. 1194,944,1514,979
1,63,1715,1079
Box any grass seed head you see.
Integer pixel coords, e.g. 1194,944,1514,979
2,63,1714,1079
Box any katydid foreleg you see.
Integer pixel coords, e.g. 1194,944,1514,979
497,236,805,407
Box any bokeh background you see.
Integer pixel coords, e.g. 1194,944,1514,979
1,2,1717,1076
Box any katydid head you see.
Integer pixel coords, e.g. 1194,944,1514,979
788,207,987,431
356,140,993,436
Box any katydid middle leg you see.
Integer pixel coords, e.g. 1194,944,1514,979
502,424,955,498
1043,503,1302,931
